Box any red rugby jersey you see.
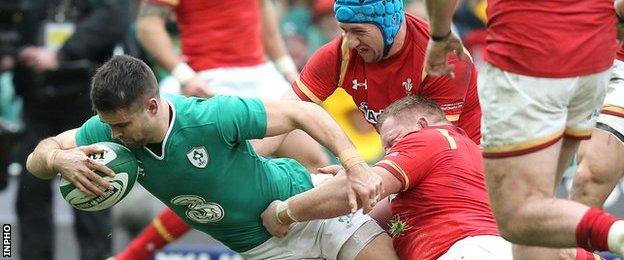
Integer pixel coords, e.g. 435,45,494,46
485,0,617,77
150,0,265,71
376,125,499,260
292,14,481,144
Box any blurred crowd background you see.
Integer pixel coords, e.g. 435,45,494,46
3,0,621,260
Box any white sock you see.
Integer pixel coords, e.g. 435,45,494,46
608,220,624,254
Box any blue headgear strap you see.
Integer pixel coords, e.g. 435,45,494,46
334,0,404,56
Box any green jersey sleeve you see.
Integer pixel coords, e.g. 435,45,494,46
214,96,267,146
75,115,114,146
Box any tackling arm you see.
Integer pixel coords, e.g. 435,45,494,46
262,100,382,213
261,166,402,237
287,166,401,221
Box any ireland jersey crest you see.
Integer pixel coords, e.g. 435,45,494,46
187,146,209,168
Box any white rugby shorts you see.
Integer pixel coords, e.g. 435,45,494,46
160,62,290,100
438,235,512,260
478,62,610,158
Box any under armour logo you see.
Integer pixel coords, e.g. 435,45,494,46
352,79,367,90
402,78,413,93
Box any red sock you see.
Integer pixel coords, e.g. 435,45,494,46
115,208,191,260
576,208,618,252
575,248,603,260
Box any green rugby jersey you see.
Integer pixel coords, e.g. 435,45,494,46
76,95,313,252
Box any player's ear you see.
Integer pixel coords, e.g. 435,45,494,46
417,116,429,129
145,98,159,115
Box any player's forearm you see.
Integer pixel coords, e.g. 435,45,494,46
261,0,287,60
425,0,459,37
26,138,64,179
260,0,298,78
136,17,181,72
291,103,364,168
282,174,355,223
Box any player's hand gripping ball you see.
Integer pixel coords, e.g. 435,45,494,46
59,142,139,211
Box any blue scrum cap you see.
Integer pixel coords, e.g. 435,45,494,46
334,0,404,54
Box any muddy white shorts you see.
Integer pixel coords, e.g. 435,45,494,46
240,210,383,260
478,62,609,158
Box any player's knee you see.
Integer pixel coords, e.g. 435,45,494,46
573,164,595,188
491,205,532,243
575,161,616,187
496,220,530,244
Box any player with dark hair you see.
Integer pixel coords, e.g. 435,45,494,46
25,55,394,260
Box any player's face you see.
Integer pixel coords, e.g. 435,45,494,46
339,22,385,63
379,117,403,149
99,107,152,148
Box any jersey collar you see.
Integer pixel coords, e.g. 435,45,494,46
143,98,176,160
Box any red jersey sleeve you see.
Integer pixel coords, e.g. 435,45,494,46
420,56,474,123
292,37,342,103
375,130,446,191
147,0,179,8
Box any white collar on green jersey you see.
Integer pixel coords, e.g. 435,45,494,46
143,98,176,160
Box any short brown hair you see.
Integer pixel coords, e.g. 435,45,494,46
377,95,446,129
90,55,159,113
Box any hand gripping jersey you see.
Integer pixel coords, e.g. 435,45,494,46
76,95,313,252
293,14,481,144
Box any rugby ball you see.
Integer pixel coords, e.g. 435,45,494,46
59,142,138,211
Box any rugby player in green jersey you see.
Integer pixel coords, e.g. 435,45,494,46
24,55,397,259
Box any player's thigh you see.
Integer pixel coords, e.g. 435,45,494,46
438,235,512,260
479,63,570,209
320,212,387,260
483,141,563,218
350,228,397,260
478,62,570,158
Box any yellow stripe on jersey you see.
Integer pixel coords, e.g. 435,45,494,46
378,159,410,191
295,79,323,104
153,218,175,242
337,34,352,87
436,128,458,149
